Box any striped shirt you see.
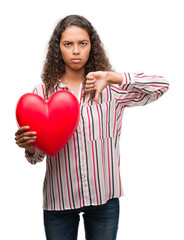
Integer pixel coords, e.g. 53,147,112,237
25,72,169,211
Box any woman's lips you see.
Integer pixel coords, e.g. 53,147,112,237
71,58,81,63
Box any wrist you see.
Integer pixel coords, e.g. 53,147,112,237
107,71,123,85
26,147,36,156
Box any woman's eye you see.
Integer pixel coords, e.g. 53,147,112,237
64,43,71,46
64,42,87,47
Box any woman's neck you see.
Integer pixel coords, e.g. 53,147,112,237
61,66,85,86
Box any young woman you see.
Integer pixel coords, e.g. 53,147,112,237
15,15,169,240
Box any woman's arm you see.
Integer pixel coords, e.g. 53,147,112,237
15,83,47,164
85,71,123,103
110,72,169,107
85,71,169,106
25,147,46,165
15,126,36,155
15,126,45,165
25,83,46,164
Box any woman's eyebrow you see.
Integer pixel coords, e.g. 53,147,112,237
62,39,89,43
62,41,72,43
80,39,88,42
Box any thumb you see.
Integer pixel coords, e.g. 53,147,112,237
94,91,100,104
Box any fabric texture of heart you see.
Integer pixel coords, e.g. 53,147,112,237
16,90,80,157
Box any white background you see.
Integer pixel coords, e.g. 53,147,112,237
0,0,183,239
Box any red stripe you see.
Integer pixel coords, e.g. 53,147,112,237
91,141,99,205
135,75,149,78
96,105,106,198
113,107,116,137
151,85,169,89
106,86,109,102
73,135,82,208
106,87,109,138
117,106,125,121
118,125,122,133
119,73,128,89
124,73,128,84
86,107,91,141
101,138,106,198
116,93,143,102
155,91,159,100
96,105,101,139
33,88,36,93
37,156,42,162
64,147,72,209
106,102,108,138
107,137,111,199
47,161,53,210
41,84,45,100
43,179,47,209
106,101,111,198
118,156,121,197
79,85,83,105
133,88,147,94
122,104,130,108
55,155,62,210
135,75,164,79
152,76,164,78
111,85,129,92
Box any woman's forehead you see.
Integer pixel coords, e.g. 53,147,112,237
61,25,90,41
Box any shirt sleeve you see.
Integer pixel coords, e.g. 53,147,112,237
25,148,45,165
25,83,46,165
111,72,169,108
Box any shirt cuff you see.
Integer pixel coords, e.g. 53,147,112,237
118,72,135,88
25,148,38,158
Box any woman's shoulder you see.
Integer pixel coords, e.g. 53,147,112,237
32,82,46,98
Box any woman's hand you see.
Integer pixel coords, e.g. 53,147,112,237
85,71,109,104
15,126,36,156
85,71,123,104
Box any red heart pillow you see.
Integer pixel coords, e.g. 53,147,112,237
16,90,80,156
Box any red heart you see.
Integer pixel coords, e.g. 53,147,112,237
16,91,80,157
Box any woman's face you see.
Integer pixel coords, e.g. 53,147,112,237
60,25,91,71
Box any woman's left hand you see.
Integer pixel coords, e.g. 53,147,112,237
85,71,109,104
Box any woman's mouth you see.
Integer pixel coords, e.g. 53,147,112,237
71,58,81,63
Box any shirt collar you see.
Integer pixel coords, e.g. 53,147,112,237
54,79,85,90
53,80,68,90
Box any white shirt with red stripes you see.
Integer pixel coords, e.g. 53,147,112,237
25,72,169,211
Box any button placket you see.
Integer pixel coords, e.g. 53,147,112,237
77,121,90,204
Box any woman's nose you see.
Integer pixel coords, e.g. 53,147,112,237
73,44,79,54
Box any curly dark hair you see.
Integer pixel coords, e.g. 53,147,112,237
41,14,113,99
